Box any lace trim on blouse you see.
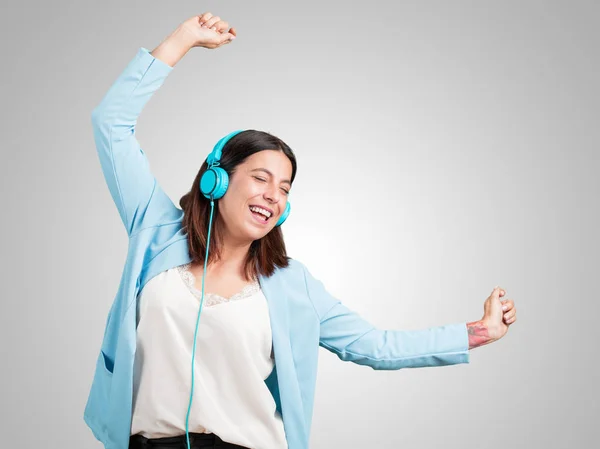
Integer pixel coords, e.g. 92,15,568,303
176,263,261,307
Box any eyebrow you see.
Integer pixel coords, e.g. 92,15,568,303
250,168,291,186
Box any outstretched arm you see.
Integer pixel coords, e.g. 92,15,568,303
302,263,471,370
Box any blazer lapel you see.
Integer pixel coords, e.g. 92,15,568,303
258,269,308,448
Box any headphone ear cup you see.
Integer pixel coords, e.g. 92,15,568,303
200,167,229,200
211,167,229,199
275,201,291,227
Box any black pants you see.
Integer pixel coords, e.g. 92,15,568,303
129,432,251,449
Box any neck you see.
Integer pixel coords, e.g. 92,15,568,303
207,231,254,278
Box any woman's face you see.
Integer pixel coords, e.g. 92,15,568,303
218,149,293,243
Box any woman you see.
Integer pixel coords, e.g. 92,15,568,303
83,12,517,449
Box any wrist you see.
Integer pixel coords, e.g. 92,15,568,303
171,25,198,50
466,319,497,350
151,27,195,68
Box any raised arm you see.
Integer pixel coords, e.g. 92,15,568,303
91,17,235,237
90,31,194,237
302,263,471,370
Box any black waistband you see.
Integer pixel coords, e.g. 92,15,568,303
129,432,249,449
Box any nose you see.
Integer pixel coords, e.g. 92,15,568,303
263,183,281,205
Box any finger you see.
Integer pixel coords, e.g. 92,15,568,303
504,315,517,324
216,25,236,42
220,35,235,45
213,20,230,33
217,31,236,45
501,299,513,311
203,15,221,30
198,12,213,24
503,310,516,321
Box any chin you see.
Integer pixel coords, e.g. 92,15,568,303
254,228,273,243
244,225,267,240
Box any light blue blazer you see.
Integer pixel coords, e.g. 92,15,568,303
83,47,471,449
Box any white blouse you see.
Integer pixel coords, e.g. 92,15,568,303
130,263,287,449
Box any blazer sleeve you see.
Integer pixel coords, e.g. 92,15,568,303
90,47,181,237
301,263,470,369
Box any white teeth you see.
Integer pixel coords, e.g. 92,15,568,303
249,206,272,218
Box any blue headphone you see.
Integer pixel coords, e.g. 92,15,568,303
184,130,291,449
199,129,291,226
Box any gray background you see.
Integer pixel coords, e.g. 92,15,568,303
1,0,598,448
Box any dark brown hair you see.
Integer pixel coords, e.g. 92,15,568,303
178,130,297,281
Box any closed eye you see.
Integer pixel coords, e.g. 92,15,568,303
253,176,290,195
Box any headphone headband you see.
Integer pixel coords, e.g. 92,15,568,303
206,129,245,166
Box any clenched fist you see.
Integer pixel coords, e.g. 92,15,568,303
179,12,237,49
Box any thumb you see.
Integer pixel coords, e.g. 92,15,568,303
491,286,500,299
485,286,503,321
220,32,236,44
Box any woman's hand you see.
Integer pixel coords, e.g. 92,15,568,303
179,12,237,49
151,12,236,67
483,286,517,341
467,286,517,349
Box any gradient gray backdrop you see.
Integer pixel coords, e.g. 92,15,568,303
1,1,598,448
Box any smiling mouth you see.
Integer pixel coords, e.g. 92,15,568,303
249,206,271,223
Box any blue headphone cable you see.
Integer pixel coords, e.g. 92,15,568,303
184,197,215,449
